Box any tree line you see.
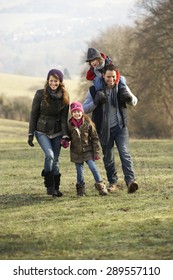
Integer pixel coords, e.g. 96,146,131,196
0,95,31,122
79,0,173,138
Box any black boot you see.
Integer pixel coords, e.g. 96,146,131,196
41,169,47,187
54,173,63,197
42,170,57,196
76,183,86,196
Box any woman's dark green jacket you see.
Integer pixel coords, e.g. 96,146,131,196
28,89,69,136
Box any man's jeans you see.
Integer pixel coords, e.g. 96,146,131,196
35,131,61,175
101,125,135,185
75,159,102,185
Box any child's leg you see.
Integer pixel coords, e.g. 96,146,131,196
75,163,85,196
75,163,84,184
86,159,102,182
93,76,104,91
86,159,108,195
119,76,126,87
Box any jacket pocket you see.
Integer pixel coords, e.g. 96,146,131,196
36,119,46,132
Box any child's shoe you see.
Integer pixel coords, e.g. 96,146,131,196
95,182,108,195
76,183,86,196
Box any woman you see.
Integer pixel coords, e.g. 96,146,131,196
28,69,69,196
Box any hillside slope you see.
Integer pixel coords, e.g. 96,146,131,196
0,118,28,141
0,73,80,101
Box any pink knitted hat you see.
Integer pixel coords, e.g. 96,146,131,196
70,102,84,114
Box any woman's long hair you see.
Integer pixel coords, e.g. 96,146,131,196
43,74,69,105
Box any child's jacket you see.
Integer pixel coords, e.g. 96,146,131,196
68,118,100,163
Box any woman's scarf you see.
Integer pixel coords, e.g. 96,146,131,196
47,86,63,100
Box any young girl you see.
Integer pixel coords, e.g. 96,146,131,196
68,101,108,196
28,69,69,196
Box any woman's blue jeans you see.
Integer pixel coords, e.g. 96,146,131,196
35,131,61,175
75,159,102,184
101,125,135,185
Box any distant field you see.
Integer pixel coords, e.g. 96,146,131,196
0,72,80,101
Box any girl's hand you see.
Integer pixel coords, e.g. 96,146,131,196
60,137,70,148
93,155,100,161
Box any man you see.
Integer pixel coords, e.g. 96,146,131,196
83,64,139,193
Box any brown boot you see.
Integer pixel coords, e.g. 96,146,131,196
76,183,86,196
107,183,118,193
95,182,108,195
128,181,138,193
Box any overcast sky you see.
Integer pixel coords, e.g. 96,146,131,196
0,0,139,77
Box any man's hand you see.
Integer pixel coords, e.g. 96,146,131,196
94,91,107,105
120,90,132,104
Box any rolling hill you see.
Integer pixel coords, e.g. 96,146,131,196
0,72,80,101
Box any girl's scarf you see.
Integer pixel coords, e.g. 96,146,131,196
71,117,83,128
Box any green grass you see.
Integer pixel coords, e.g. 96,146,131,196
0,119,173,260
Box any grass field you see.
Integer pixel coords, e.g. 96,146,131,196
0,118,173,260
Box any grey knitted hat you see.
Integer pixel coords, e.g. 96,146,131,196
86,48,101,62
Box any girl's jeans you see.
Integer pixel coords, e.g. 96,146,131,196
101,125,135,185
75,159,102,184
35,131,61,175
